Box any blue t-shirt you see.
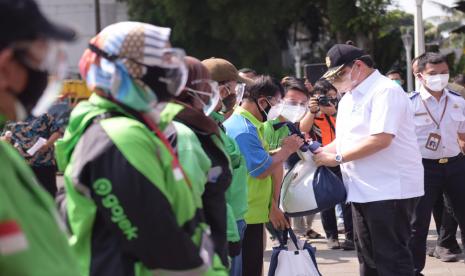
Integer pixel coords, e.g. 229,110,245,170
223,113,272,177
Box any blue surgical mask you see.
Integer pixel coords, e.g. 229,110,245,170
393,79,402,86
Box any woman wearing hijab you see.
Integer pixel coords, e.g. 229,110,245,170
158,56,233,270
56,22,213,276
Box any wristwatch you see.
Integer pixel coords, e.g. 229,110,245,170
335,154,343,164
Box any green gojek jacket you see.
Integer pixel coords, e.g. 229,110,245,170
55,94,214,276
159,103,234,268
0,118,80,275
210,112,248,228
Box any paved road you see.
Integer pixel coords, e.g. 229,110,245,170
263,213,464,275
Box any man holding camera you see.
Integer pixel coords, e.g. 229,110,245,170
314,43,424,276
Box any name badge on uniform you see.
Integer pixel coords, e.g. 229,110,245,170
425,133,441,151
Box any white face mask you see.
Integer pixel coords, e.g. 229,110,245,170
185,79,220,115
280,103,308,123
332,65,360,93
266,103,282,121
422,73,449,92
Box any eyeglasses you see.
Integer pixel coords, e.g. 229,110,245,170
264,96,281,106
281,99,307,108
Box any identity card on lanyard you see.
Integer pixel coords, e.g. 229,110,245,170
422,97,448,151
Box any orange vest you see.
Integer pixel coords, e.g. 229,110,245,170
313,114,336,146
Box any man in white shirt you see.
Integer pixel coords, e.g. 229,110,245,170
314,44,424,276
408,52,465,275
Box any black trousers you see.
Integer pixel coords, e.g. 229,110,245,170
321,203,353,240
31,165,57,197
242,223,264,276
434,194,462,249
410,155,465,275
432,194,444,235
437,195,463,248
352,198,418,276
320,166,353,240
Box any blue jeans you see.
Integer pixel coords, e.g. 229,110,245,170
229,219,247,276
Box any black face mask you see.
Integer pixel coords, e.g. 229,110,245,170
221,93,237,113
141,65,183,102
254,98,271,121
16,61,49,113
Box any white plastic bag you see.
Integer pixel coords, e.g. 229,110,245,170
280,151,319,215
274,249,320,276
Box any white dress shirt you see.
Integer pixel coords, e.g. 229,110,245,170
410,86,465,159
336,70,424,203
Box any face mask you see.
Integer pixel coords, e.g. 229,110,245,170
393,79,402,86
280,103,307,123
266,103,282,121
142,65,187,102
221,94,237,113
15,62,49,114
332,65,360,93
421,73,449,92
186,80,220,116
255,98,272,121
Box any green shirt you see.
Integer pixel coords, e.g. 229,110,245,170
230,107,272,224
263,119,290,151
0,141,80,276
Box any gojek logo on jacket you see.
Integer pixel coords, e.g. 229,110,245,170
93,178,139,240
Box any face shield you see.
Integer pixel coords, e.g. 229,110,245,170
268,99,308,123
235,82,246,105
185,79,220,115
280,99,308,123
140,48,188,99
11,40,68,118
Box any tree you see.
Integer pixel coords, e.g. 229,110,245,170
121,0,326,75
121,0,409,76
425,0,465,76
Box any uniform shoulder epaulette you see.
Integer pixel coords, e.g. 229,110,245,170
409,92,420,100
448,89,462,97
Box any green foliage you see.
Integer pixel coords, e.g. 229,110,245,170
121,0,325,75
452,54,465,77
121,0,410,77
374,10,414,73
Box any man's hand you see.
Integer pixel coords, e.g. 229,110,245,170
281,134,304,155
313,151,338,167
0,131,12,143
38,143,51,154
309,97,319,114
0,136,11,143
269,204,290,230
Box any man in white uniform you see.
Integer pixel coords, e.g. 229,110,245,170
314,43,424,276
408,52,465,275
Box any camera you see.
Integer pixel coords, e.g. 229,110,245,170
317,95,331,107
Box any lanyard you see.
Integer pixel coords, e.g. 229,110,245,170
142,113,192,188
421,97,448,130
